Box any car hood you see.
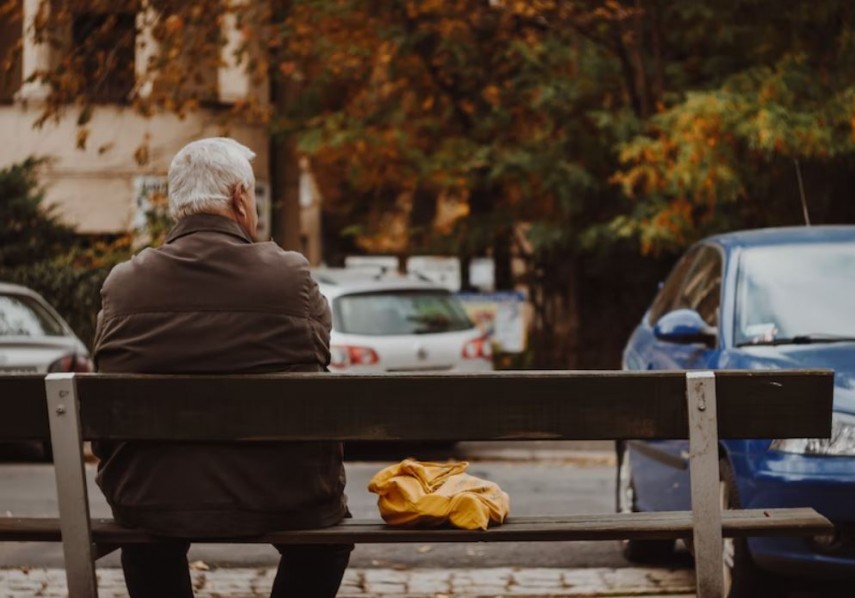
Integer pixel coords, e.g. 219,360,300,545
729,343,855,415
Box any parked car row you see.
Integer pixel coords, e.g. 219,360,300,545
621,226,855,596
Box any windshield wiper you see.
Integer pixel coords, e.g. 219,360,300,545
737,333,855,347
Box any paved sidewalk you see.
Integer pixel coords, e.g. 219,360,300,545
0,566,695,597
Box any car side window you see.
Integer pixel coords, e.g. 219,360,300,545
673,246,723,327
648,248,699,325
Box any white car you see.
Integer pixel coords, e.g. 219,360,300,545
314,269,493,373
1,282,92,459
0,283,92,374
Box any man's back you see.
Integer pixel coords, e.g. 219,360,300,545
95,213,330,374
93,213,347,537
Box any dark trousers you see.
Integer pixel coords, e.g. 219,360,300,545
121,542,354,598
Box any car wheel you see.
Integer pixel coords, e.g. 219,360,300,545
615,441,675,563
719,457,780,597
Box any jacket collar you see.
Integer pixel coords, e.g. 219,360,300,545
166,213,253,245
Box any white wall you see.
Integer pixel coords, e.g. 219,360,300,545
0,105,269,234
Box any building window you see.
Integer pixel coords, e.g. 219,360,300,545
72,12,136,103
0,0,23,102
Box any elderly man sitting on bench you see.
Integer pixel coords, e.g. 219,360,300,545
92,137,351,598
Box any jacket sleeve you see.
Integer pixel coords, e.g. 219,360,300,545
308,276,332,333
306,271,332,366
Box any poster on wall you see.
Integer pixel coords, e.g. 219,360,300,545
456,291,527,353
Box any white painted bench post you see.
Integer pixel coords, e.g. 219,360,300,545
46,373,99,598
686,371,724,598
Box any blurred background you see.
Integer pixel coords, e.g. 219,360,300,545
2,0,855,368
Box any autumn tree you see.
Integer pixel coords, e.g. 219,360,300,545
607,1,855,250
9,0,855,366
279,0,855,365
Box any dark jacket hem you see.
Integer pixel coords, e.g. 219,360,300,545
110,496,349,538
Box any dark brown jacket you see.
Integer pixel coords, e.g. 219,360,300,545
93,213,347,537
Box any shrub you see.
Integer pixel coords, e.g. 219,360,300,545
0,158,76,267
0,159,131,349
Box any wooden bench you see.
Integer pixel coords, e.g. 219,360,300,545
0,370,835,598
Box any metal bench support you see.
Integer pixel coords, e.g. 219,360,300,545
47,373,98,598
687,371,724,598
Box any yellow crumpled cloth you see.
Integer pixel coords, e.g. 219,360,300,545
367,459,510,530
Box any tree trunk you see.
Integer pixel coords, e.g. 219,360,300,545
530,251,581,369
459,183,491,292
457,252,471,291
269,74,302,251
629,0,651,117
268,0,301,252
269,149,301,252
410,185,438,250
650,0,665,103
493,227,513,290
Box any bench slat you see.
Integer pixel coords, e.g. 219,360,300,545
0,375,50,440
70,370,833,441
0,509,832,544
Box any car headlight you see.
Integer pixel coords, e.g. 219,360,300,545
770,413,855,456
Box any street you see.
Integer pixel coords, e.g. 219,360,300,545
0,441,847,596
0,441,645,570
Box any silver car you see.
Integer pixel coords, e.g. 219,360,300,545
314,269,493,373
0,283,92,375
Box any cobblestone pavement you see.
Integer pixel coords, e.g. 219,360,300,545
0,567,695,597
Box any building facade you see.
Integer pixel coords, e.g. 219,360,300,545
0,0,280,240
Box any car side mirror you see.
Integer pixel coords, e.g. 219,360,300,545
654,309,718,348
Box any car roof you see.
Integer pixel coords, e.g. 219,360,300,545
705,225,855,250
0,282,41,297
312,268,449,297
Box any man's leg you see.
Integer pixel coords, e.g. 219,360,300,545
270,543,354,598
121,541,193,598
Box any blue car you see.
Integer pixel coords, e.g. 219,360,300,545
621,226,855,597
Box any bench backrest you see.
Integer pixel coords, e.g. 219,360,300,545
0,369,836,598
1,370,833,442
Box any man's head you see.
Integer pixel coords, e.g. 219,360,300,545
168,137,258,239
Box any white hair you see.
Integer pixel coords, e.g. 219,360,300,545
168,137,256,220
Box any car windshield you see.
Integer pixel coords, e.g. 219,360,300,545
334,290,474,335
0,293,65,337
735,243,855,345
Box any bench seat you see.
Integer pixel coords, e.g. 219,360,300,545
1,508,832,544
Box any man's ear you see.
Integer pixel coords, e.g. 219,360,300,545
232,185,247,218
